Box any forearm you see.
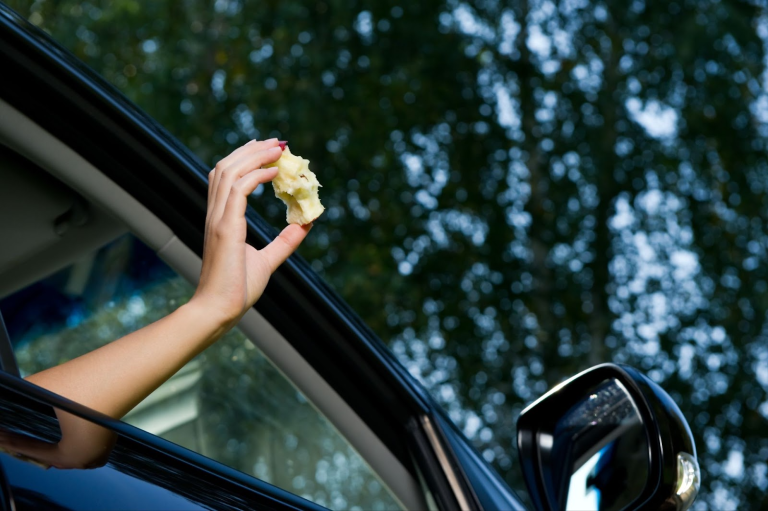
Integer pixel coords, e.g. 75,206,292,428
25,300,226,419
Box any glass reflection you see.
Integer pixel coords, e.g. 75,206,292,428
549,379,649,511
0,382,301,510
0,396,115,471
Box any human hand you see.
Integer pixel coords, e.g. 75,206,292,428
191,138,311,328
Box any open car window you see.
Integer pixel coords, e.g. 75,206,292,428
1,231,403,510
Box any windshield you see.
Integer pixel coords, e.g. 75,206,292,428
5,1,768,508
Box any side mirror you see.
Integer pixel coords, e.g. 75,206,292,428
517,363,700,511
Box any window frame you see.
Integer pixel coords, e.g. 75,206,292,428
0,310,19,377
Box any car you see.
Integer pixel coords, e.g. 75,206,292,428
0,5,699,510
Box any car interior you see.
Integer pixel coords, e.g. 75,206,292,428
0,97,427,510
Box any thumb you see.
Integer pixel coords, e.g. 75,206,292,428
261,223,312,272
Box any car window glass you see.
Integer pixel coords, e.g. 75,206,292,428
1,233,401,510
0,377,319,510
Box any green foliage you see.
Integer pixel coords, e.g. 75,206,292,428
7,0,768,508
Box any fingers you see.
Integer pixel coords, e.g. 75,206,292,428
261,224,312,273
208,138,282,220
211,145,283,224
211,139,279,202
209,141,266,209
208,141,272,221
204,138,309,280
205,139,280,262
221,166,279,227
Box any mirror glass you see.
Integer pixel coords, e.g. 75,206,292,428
544,378,650,511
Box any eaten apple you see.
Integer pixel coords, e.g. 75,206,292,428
271,145,324,225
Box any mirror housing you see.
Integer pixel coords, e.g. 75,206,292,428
517,363,700,511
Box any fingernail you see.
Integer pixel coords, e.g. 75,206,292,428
278,140,287,151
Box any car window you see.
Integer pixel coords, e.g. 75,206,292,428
1,233,402,511
0,374,328,510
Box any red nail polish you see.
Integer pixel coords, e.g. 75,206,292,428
278,141,287,151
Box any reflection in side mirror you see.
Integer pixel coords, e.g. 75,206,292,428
517,364,700,511
554,379,649,510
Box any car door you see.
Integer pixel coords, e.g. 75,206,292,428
0,5,525,510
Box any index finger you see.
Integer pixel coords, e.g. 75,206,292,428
214,138,279,175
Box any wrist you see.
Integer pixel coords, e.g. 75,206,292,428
177,298,233,343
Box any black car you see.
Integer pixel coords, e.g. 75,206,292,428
0,5,699,510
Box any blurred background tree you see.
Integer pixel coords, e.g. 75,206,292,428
5,0,768,508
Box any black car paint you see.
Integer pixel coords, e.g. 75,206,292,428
0,4,524,510
625,365,698,508
0,459,12,511
435,412,527,511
